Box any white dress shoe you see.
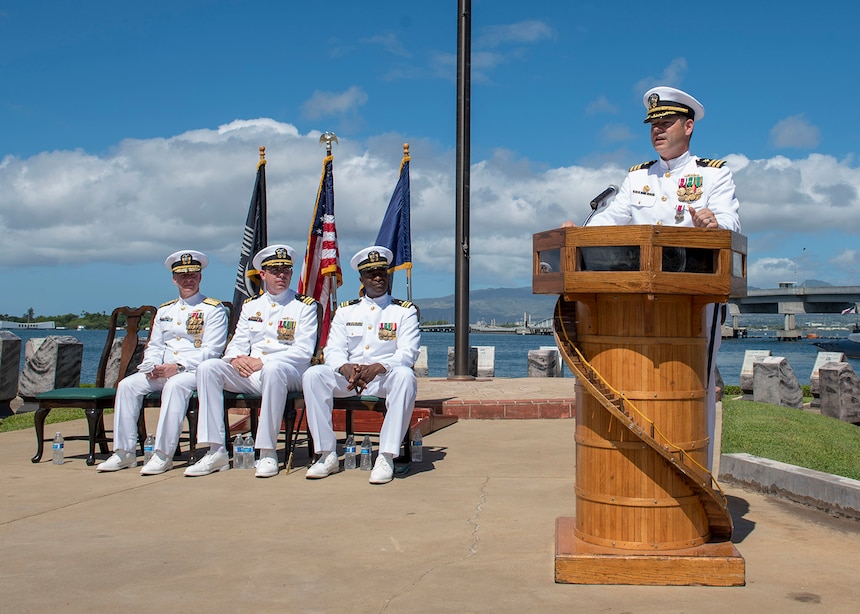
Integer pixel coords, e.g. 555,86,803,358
183,450,230,477
369,454,394,484
140,451,173,475
97,450,137,472
255,450,279,478
305,451,340,479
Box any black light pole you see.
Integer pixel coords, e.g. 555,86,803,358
452,0,473,380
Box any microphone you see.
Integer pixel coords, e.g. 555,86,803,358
589,184,618,210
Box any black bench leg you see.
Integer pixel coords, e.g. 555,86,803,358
31,407,51,463
85,408,105,466
186,405,199,464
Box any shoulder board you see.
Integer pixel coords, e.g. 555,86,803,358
243,295,256,304
392,298,415,309
295,293,318,306
697,158,726,168
159,298,178,308
339,299,361,308
203,297,222,306
628,160,657,172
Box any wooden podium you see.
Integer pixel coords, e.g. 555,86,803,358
533,225,747,586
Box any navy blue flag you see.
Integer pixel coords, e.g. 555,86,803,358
231,150,268,330
374,151,411,272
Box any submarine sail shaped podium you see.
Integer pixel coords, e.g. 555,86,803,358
533,225,747,586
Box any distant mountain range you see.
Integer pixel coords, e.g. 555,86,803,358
411,280,840,325
413,287,556,325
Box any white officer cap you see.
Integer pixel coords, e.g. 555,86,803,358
643,86,705,123
252,244,297,271
350,246,393,272
164,250,208,273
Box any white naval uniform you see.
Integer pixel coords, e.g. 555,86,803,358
112,293,228,456
195,289,318,450
303,294,420,457
588,150,740,468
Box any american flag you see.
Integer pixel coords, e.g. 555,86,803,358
298,154,342,346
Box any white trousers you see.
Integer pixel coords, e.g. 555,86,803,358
112,371,196,456
302,365,417,456
195,359,303,450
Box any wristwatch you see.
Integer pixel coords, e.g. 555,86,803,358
176,364,186,373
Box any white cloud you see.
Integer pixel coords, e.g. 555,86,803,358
3,119,860,306
586,95,618,116
360,32,411,58
475,20,555,49
301,86,369,120
635,57,688,94
769,114,821,149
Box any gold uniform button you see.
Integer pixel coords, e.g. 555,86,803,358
173,351,178,355
266,339,271,343
368,325,372,330
370,306,375,311
661,196,667,201
262,351,267,355
664,172,671,178
268,322,273,326
365,345,370,350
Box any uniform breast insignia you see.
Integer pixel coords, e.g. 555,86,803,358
203,297,222,306
159,315,173,322
632,184,655,196
378,322,397,341
248,313,263,323
277,319,296,342
186,310,204,347
677,175,703,203
629,160,657,172
697,158,726,168
345,321,363,328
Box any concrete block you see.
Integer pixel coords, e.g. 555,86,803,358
528,349,560,377
475,346,495,378
810,351,846,407
819,362,860,424
18,336,84,400
0,331,22,417
539,345,563,377
740,349,771,397
413,346,429,378
752,356,803,409
103,336,147,388
447,346,477,378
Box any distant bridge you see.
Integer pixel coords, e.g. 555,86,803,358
733,284,860,314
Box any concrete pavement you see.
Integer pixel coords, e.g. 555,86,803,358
2,378,860,613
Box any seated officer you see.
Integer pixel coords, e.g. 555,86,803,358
98,250,228,474
303,246,420,485
185,244,319,478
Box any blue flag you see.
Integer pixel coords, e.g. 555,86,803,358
374,151,411,272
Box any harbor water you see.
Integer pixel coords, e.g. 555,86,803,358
10,313,860,387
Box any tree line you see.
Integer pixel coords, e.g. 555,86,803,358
1,309,153,330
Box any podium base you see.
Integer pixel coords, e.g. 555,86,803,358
555,517,745,586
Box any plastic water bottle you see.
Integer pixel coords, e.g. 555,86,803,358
144,434,155,464
244,434,255,469
233,434,244,469
344,435,357,470
52,432,64,465
411,428,423,463
360,435,372,471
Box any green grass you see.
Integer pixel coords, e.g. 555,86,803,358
0,408,113,433
722,397,860,480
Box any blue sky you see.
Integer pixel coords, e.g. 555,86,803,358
2,1,859,318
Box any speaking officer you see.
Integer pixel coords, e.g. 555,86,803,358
303,246,420,485
587,86,740,231
587,86,741,468
97,250,228,474
185,244,319,478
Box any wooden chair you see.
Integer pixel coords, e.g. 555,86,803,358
31,305,156,465
222,301,324,469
